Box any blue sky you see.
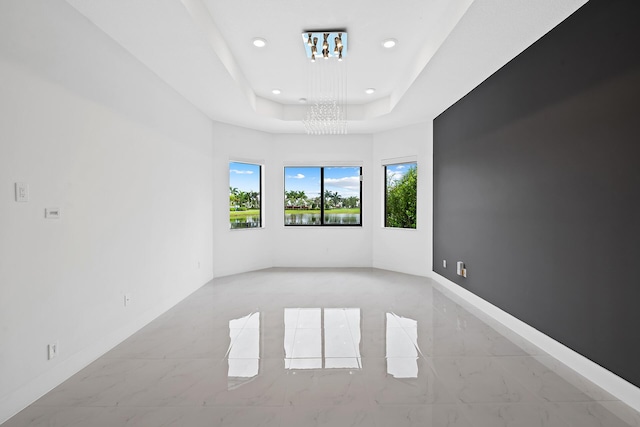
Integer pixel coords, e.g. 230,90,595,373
230,164,410,197
229,162,260,193
386,162,416,184
285,167,360,198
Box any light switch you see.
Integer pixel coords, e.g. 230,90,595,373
15,182,29,202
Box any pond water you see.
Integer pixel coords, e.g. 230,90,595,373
285,213,360,225
231,215,260,229
231,213,361,228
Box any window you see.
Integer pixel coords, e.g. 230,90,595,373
229,162,261,229
384,162,417,228
284,166,362,226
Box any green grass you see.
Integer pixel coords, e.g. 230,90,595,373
230,209,260,219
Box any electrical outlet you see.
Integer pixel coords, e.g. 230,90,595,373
48,342,58,360
45,208,61,219
124,294,131,307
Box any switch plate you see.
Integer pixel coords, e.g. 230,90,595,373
457,261,464,276
443,260,447,268
45,208,61,219
124,294,131,307
48,342,58,360
15,182,29,202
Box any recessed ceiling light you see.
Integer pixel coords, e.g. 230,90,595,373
382,39,397,49
298,98,307,104
365,88,376,95
253,38,267,48
272,89,281,95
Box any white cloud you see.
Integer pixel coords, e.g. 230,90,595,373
230,169,254,175
287,173,305,179
325,176,360,193
388,164,415,182
387,169,405,183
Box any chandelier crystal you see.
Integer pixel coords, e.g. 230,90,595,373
301,31,348,135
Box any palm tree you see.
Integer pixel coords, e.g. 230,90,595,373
343,196,360,209
229,187,240,210
246,191,260,209
285,190,308,208
324,190,341,209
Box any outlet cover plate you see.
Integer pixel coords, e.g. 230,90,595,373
48,343,58,360
15,182,29,202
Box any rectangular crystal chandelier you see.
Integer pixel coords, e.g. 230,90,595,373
301,31,348,135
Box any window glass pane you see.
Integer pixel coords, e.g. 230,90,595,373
323,167,361,225
229,162,261,229
284,167,321,225
385,162,417,229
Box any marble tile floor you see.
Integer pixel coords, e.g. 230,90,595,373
4,268,640,427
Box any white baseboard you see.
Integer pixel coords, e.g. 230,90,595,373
430,272,640,413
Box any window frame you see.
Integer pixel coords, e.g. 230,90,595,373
383,161,417,229
284,165,363,227
229,161,263,230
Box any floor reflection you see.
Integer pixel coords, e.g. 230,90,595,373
227,312,260,389
284,308,362,370
386,312,419,378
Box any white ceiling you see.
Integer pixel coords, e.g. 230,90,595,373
64,0,587,134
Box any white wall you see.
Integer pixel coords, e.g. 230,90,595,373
372,122,433,276
212,131,375,272
212,122,275,277
0,2,434,423
0,0,214,423
271,134,374,268
212,126,432,275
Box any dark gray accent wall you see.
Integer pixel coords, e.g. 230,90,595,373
433,0,640,387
